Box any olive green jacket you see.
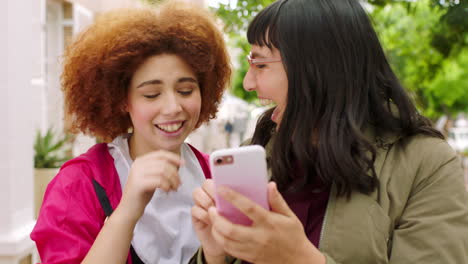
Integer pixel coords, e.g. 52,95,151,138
193,132,468,263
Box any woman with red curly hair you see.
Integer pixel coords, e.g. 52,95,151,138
30,2,231,264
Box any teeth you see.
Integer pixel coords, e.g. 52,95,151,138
259,99,275,106
156,122,183,132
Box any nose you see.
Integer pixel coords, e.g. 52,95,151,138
243,67,256,92
161,92,182,115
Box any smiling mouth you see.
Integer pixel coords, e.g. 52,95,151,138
155,121,184,133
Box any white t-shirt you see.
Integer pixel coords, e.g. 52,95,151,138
108,134,205,264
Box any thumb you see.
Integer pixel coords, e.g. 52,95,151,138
268,182,294,216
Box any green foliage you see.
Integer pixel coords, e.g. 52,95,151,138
426,47,468,117
367,0,461,7
213,0,275,35
230,35,259,103
213,0,275,104
371,1,444,112
462,149,468,157
370,0,467,118
214,0,467,118
431,1,468,57
34,128,72,168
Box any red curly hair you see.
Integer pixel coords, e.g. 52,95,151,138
62,2,231,142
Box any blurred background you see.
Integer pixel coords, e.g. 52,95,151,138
0,0,466,263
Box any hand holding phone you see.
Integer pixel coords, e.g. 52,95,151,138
210,145,269,225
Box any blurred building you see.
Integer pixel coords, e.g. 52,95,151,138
187,93,268,153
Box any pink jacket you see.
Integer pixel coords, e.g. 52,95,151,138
31,143,210,264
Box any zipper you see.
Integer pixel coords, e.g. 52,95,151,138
318,184,335,250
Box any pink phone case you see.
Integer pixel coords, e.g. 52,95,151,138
210,145,269,226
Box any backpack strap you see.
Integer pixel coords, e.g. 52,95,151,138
92,179,144,264
188,144,211,179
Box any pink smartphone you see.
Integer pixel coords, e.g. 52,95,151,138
210,145,269,226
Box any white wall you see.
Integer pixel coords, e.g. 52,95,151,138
71,0,204,13
45,0,64,134
32,0,47,134
71,0,141,13
0,0,39,261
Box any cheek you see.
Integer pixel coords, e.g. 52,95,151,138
266,76,288,103
128,102,156,124
186,94,202,120
280,80,288,104
277,71,288,103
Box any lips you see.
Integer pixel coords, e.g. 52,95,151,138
155,121,184,133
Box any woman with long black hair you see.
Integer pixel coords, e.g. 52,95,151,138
191,0,468,263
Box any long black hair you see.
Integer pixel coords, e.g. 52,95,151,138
248,0,443,197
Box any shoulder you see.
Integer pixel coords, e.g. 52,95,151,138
33,144,116,237
380,134,463,195
53,144,110,185
393,134,458,171
43,143,116,207
43,143,121,213
38,162,102,223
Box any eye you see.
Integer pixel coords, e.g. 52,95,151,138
143,94,160,99
178,90,193,96
255,64,267,69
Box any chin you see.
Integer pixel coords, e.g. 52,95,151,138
160,142,184,153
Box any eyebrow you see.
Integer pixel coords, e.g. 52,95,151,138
136,77,198,88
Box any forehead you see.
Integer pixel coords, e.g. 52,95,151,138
250,45,280,58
